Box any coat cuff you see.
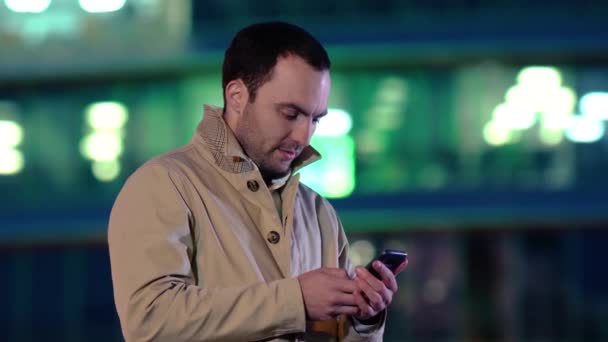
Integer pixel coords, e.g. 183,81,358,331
276,278,307,333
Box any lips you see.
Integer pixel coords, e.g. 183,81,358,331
278,148,297,160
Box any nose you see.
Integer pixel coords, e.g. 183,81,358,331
290,118,315,147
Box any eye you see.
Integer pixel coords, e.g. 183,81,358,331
313,116,323,124
282,109,300,121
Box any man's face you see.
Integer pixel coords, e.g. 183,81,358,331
234,55,331,181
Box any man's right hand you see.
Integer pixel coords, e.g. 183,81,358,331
297,268,359,321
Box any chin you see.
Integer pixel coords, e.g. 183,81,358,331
266,167,290,180
257,163,284,178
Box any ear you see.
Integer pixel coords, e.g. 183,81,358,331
224,79,249,115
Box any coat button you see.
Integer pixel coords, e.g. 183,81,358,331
267,231,280,244
247,180,259,192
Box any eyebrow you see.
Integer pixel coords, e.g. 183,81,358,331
277,102,328,119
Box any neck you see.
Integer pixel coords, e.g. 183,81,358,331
223,107,239,134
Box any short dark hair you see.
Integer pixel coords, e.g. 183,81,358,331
222,21,331,104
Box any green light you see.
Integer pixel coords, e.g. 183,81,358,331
376,77,408,103
91,160,120,182
419,164,447,189
0,148,24,175
79,0,126,13
4,0,51,13
81,101,127,182
299,108,355,198
299,135,355,198
86,102,128,130
80,132,123,161
485,66,583,146
539,128,564,146
0,120,23,147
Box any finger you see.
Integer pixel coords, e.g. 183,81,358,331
354,290,374,319
356,267,393,308
394,258,409,275
355,275,386,312
322,267,350,279
374,261,399,292
355,267,392,305
330,292,358,306
333,305,359,317
329,277,358,294
356,266,385,292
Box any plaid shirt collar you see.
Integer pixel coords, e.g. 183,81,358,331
193,105,321,174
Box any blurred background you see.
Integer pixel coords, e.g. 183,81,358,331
1,0,608,341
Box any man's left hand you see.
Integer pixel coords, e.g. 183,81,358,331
352,259,408,321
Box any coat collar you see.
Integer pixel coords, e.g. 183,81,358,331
193,105,321,174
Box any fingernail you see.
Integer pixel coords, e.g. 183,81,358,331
374,261,382,268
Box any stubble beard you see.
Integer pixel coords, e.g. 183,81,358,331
236,109,292,182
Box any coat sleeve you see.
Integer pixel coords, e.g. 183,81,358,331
108,161,306,342
331,204,386,342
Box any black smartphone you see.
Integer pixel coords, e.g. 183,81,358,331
365,249,408,279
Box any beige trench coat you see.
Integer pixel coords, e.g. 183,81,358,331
108,106,385,341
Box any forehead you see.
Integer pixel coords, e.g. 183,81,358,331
255,55,331,114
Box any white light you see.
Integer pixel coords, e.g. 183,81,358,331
580,92,608,121
492,103,536,130
565,116,605,143
323,168,354,198
505,85,545,112
349,240,376,267
517,66,562,89
544,87,577,115
483,121,512,146
92,160,121,182
80,132,123,161
314,108,353,137
86,102,128,130
79,0,126,13
0,120,23,147
541,110,573,130
0,148,24,175
4,0,51,13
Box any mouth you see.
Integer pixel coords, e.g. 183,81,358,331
277,148,298,161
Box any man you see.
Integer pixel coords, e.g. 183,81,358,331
108,21,406,341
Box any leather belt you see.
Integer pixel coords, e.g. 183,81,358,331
307,316,346,339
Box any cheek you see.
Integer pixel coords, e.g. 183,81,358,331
262,131,286,151
246,107,293,149
275,124,296,144
262,119,291,140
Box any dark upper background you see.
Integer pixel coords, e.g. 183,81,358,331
1,0,607,341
